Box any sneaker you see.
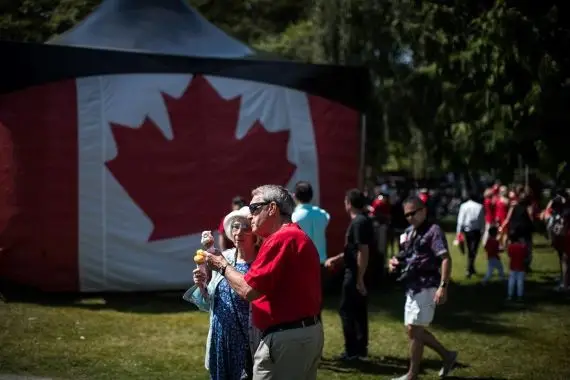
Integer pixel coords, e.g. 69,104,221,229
439,350,458,377
391,374,414,380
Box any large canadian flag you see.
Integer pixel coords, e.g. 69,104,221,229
0,74,360,292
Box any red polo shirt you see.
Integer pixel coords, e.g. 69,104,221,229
244,223,321,330
508,242,527,271
485,238,500,259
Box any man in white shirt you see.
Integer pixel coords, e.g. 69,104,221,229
456,192,485,278
292,181,330,282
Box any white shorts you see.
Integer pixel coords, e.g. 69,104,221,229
404,287,437,326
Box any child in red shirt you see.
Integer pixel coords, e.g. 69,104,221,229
507,233,527,300
482,226,504,284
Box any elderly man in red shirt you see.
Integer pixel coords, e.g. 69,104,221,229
206,184,323,380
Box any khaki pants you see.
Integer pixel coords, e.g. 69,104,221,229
253,322,324,380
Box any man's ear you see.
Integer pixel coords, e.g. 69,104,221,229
268,202,277,216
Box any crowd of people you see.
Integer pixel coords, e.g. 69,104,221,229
453,182,570,296
183,181,464,380
181,179,569,380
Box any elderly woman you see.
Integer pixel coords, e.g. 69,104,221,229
184,206,259,380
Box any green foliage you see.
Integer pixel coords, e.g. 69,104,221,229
189,0,310,45
0,0,567,183
0,0,310,46
253,19,318,62
307,0,569,181
0,0,100,42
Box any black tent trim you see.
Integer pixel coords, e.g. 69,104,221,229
0,41,369,111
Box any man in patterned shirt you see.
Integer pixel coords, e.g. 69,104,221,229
389,196,458,380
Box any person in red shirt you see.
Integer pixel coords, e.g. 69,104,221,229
206,184,323,379
371,192,391,225
482,226,505,284
482,188,495,243
495,186,509,247
418,188,429,204
507,233,527,301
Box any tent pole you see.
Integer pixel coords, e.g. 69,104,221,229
358,113,367,190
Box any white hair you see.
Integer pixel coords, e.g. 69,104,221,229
251,184,295,217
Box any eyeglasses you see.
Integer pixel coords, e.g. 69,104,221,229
248,201,271,215
231,222,251,231
404,208,424,218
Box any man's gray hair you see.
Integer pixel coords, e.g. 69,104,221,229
252,184,295,216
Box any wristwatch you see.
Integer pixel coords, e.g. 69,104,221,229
439,281,448,288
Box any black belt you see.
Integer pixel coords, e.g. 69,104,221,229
261,315,320,339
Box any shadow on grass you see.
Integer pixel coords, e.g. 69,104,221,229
323,272,570,337
445,377,506,380
532,242,552,250
320,354,471,377
0,281,197,314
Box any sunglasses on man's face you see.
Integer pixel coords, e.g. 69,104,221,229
248,201,271,215
404,208,424,219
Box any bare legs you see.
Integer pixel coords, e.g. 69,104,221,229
405,325,453,379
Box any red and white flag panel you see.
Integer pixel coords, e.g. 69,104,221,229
0,75,359,292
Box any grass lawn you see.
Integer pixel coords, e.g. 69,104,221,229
1,233,569,379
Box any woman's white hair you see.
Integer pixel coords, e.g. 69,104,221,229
223,206,251,241
251,184,295,216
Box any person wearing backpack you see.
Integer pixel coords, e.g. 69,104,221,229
561,209,570,292
501,191,534,273
542,190,569,291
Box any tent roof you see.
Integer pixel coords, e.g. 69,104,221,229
0,41,369,111
48,0,254,58
1,0,370,110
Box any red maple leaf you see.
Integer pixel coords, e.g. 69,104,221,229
106,75,296,241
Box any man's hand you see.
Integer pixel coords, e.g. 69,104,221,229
434,286,448,305
356,279,367,296
388,257,400,273
324,255,342,269
205,252,229,272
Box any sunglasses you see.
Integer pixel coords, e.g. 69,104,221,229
231,221,251,231
248,201,271,215
404,208,424,218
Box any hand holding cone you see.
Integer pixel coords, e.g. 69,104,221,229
194,249,207,265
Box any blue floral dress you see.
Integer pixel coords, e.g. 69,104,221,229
209,262,251,380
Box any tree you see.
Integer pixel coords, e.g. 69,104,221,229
0,0,100,42
307,0,570,182
0,0,311,47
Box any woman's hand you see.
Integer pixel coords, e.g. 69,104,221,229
388,257,400,273
193,268,207,287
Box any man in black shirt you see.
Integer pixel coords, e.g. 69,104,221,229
325,188,373,360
